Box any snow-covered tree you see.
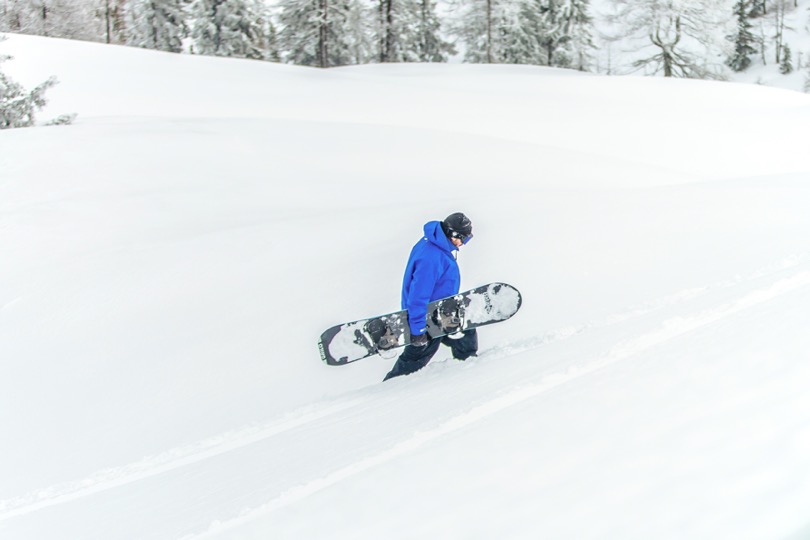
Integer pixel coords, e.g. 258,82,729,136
258,7,281,61
413,0,455,61
772,0,791,64
374,0,452,62
538,0,595,69
377,0,412,61
748,0,766,17
192,0,266,59
452,0,543,64
779,43,793,73
0,36,71,129
0,0,98,41
277,0,372,67
727,0,757,71
343,0,374,63
605,0,733,79
125,0,187,52
805,56,810,92
100,0,128,44
452,0,593,68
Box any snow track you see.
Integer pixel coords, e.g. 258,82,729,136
4,258,809,539
0,398,369,521
184,265,810,538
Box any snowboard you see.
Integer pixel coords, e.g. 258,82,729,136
319,282,522,366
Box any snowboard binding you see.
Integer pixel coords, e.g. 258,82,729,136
364,318,400,351
431,296,464,335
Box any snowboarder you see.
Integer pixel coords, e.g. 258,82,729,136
383,212,478,381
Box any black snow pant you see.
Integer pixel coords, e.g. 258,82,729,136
383,329,478,381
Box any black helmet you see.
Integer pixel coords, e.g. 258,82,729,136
441,212,473,242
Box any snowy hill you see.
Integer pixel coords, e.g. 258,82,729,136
2,33,810,539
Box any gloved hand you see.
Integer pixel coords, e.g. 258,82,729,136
411,333,429,347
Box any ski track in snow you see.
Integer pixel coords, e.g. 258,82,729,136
0,398,368,521
2,254,809,529
184,267,810,539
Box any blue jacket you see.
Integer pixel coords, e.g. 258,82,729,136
401,221,461,335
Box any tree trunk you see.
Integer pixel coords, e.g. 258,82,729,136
486,0,492,63
385,0,394,62
378,0,385,61
105,0,112,44
318,0,328,67
419,0,427,61
774,0,784,64
41,3,48,37
651,16,681,77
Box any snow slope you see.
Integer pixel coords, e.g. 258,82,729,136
2,34,810,539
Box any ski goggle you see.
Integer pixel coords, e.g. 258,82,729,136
450,230,473,244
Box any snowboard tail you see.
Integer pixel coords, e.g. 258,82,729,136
318,282,522,366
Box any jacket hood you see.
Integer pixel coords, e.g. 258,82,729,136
424,221,456,253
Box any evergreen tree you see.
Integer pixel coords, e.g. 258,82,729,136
805,61,810,93
0,36,68,129
452,0,593,68
125,0,187,52
539,0,595,69
277,0,372,67
0,0,99,41
452,0,496,63
779,43,793,74
260,12,281,61
747,0,766,17
727,0,757,72
101,0,129,44
377,0,413,62
343,0,375,64
376,0,453,62
192,0,265,59
414,0,455,61
453,0,543,64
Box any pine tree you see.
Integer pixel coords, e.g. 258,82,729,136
538,0,595,69
451,0,496,63
452,0,593,68
0,36,64,129
377,0,413,62
101,0,129,44
747,0,766,17
779,43,793,74
343,0,375,64
727,0,757,72
260,11,281,61
805,60,810,93
277,0,372,67
125,0,187,52
192,0,265,59
376,0,453,62
0,0,99,41
414,0,455,61
453,0,544,64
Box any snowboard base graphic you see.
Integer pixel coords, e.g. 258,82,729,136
319,283,522,366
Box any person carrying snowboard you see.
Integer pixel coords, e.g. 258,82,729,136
383,212,478,381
